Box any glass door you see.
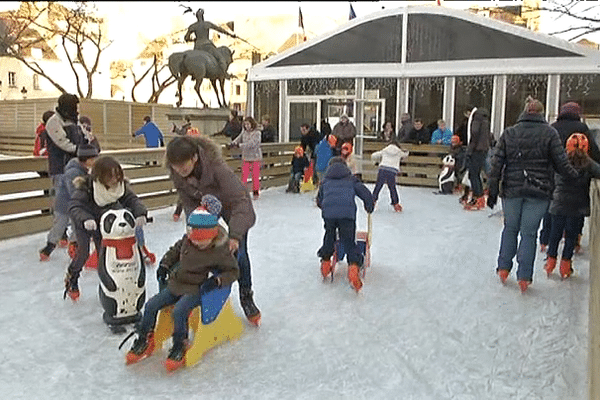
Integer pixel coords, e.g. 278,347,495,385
288,101,319,142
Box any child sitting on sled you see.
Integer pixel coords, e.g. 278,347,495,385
316,157,374,291
286,146,310,193
125,195,239,372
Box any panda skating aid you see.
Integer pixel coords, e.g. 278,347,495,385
98,209,147,333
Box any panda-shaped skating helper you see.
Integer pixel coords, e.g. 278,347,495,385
98,209,146,327
438,154,456,194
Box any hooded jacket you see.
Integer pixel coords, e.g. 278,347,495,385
371,143,409,173
160,227,239,296
45,111,85,176
54,158,89,215
317,160,374,220
167,136,256,242
488,112,579,200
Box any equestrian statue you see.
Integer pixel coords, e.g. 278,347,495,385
168,8,238,108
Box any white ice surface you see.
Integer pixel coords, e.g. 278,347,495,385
0,185,589,400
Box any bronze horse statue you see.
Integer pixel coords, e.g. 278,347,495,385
168,46,234,108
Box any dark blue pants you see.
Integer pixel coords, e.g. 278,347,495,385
237,233,252,290
467,151,487,197
139,288,202,342
547,214,580,260
318,218,363,266
372,168,399,205
539,212,552,246
68,226,102,280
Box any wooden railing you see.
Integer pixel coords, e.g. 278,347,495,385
0,142,297,241
362,141,449,187
589,179,600,400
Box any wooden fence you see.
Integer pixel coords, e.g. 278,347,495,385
0,139,449,241
0,98,176,155
0,142,297,241
589,180,600,400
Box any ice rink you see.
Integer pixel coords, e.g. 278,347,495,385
0,184,589,399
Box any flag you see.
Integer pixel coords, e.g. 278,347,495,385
298,7,305,30
298,7,306,41
349,4,356,20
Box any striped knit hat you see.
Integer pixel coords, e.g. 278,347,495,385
186,195,222,241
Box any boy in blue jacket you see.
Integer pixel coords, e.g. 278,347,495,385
316,157,374,291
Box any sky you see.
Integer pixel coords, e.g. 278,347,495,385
0,184,590,399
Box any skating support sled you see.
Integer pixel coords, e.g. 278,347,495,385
153,284,244,367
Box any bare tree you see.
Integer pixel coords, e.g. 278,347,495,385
0,2,111,98
524,0,600,42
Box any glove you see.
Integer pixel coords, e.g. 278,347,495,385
487,194,497,209
199,276,221,295
156,264,170,286
83,219,97,231
135,216,146,227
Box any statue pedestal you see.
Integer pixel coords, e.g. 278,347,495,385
166,108,230,137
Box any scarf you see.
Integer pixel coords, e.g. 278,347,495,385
93,180,125,207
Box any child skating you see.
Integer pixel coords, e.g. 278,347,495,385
316,157,374,291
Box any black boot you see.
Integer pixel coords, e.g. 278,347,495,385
39,242,56,261
240,288,261,326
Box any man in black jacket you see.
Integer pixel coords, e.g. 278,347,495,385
487,99,579,293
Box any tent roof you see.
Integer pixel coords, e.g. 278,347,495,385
248,5,600,81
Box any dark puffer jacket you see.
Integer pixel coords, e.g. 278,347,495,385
488,112,578,200
316,160,374,220
551,113,600,163
549,160,600,217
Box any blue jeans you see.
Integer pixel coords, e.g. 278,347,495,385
497,197,550,281
237,233,252,290
372,168,399,205
139,288,202,342
547,214,580,260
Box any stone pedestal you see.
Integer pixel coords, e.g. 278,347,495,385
166,108,230,136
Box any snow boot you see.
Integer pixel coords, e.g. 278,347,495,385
141,246,156,266
393,203,403,212
543,256,557,277
240,288,261,326
559,258,573,279
574,234,582,254
164,339,188,372
518,280,531,293
172,213,181,222
125,332,156,365
320,258,333,279
67,241,78,260
85,250,98,270
348,263,363,292
253,190,260,200
39,242,56,261
63,272,80,301
464,196,485,211
58,231,69,248
497,269,509,284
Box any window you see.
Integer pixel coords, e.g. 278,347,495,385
8,71,16,87
235,84,241,96
33,74,40,90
